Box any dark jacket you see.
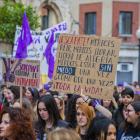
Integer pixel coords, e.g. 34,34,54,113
34,119,72,140
117,124,140,140
112,103,125,128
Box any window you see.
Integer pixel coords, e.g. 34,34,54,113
42,9,49,30
85,12,96,35
119,12,132,34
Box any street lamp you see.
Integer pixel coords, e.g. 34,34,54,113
136,26,140,83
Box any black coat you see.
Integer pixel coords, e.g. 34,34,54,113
34,119,72,140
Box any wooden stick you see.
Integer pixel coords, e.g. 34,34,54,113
20,87,22,107
40,55,45,65
32,41,38,60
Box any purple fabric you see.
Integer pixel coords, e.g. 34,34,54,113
118,82,123,86
44,31,55,79
92,98,101,108
44,85,51,90
73,31,76,34
136,91,140,94
15,11,33,59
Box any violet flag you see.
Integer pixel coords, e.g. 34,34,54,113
15,11,33,59
44,31,55,79
73,31,76,34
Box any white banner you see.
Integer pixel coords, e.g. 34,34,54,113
13,21,67,75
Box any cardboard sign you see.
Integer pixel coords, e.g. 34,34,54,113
52,34,121,99
13,21,67,75
2,58,40,88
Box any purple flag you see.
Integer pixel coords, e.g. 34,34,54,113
73,31,76,34
15,11,33,59
44,31,55,79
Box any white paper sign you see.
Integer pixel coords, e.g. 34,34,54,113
13,21,67,75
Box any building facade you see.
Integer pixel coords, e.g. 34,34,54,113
0,0,140,85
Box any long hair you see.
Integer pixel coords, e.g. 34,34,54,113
15,98,37,121
122,101,140,133
66,94,81,129
0,107,36,140
86,117,117,140
28,87,39,107
36,94,61,131
54,97,65,120
76,103,96,134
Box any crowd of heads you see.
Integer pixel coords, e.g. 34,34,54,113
0,82,140,140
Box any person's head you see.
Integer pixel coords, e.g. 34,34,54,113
39,89,44,97
45,90,55,96
118,84,123,93
101,99,114,112
37,94,61,130
86,117,117,140
121,88,134,106
76,103,96,134
6,86,20,104
113,93,119,103
122,101,140,133
47,128,81,140
66,94,85,128
25,87,39,106
0,107,36,140
13,98,37,121
135,83,140,93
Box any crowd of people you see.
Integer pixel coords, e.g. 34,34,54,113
0,82,140,140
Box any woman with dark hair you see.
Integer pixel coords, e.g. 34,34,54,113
86,117,117,140
3,86,20,108
0,107,36,140
25,87,39,119
117,101,140,140
34,94,71,140
1,85,7,107
45,90,56,96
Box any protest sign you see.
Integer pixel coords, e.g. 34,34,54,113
13,21,67,75
52,34,121,99
2,58,40,88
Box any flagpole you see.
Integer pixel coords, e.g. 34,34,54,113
40,55,44,65
32,41,38,60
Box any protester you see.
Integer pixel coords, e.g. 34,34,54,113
34,94,71,140
1,85,7,106
117,101,140,140
113,86,119,103
54,96,65,120
66,94,112,129
3,86,20,108
0,107,36,140
47,128,81,140
101,99,117,113
13,98,37,121
25,87,39,119
39,89,44,97
86,117,117,140
118,83,123,93
76,103,95,140
112,88,134,128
